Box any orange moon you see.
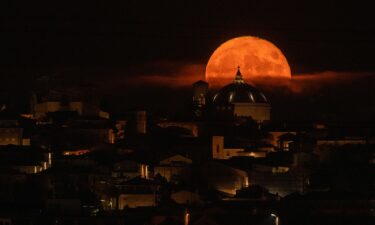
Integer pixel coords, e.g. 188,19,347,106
206,36,291,86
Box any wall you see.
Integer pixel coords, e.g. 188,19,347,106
0,128,23,145
154,166,186,181
251,169,306,197
158,121,199,137
233,103,271,122
212,136,224,159
171,190,202,205
118,194,157,209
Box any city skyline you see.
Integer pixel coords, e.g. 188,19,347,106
2,1,375,120
1,2,375,225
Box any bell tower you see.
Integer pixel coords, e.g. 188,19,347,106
192,80,209,118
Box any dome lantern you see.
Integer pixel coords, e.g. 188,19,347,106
234,66,245,84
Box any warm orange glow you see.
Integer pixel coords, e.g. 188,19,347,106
124,62,205,87
289,71,374,93
206,36,291,86
184,209,190,225
63,149,90,156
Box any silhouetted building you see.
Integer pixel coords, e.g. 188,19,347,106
31,76,108,121
0,114,31,146
192,80,209,118
116,177,160,209
212,67,270,123
154,154,192,181
136,111,147,134
122,110,148,134
212,136,269,160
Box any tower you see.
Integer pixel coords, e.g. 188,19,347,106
192,80,208,118
136,110,147,134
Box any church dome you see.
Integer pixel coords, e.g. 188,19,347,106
213,67,268,104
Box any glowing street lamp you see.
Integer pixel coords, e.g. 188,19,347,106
270,213,279,225
184,209,190,225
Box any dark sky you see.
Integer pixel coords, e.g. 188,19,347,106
2,1,375,72
2,1,375,121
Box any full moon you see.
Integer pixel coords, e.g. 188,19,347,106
206,36,291,86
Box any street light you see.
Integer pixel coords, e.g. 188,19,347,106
184,208,190,225
270,213,279,225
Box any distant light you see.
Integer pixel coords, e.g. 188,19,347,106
249,93,255,102
270,213,279,225
244,177,249,187
229,92,234,102
213,94,218,102
184,209,190,225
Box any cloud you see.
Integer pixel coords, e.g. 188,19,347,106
91,61,375,121
97,60,375,98
114,61,206,88
288,71,375,93
244,70,375,95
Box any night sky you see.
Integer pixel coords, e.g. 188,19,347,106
2,1,375,121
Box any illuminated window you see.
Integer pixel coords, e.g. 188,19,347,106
272,167,289,174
